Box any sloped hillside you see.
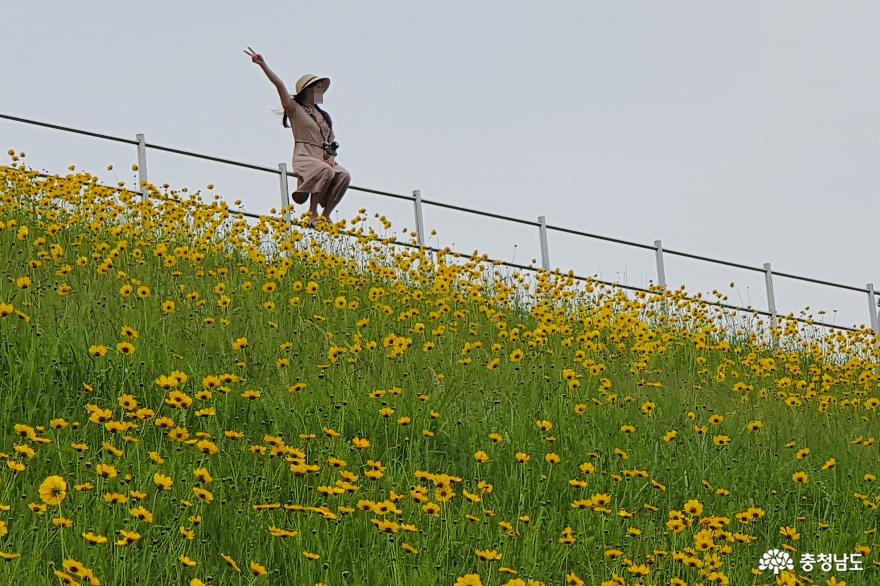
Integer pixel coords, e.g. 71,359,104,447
0,156,878,586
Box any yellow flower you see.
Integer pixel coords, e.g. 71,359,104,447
221,553,241,573
712,435,730,447
780,526,800,541
196,439,219,454
194,468,213,483
61,559,91,577
129,506,154,523
268,526,298,538
88,345,108,357
288,382,307,394
96,463,117,479
683,499,703,516
153,473,173,491
52,517,73,528
116,341,136,355
82,531,108,545
666,518,686,532
103,492,129,505
116,529,142,546
475,548,502,561
193,487,214,503
560,526,577,544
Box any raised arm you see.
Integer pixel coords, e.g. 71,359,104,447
245,47,296,113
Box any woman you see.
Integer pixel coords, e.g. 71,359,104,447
245,47,351,227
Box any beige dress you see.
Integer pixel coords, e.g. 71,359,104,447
286,101,351,207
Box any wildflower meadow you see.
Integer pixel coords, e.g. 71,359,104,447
0,150,877,585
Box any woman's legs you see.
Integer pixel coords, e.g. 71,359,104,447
304,166,335,224
320,168,351,218
307,191,323,217
302,165,350,227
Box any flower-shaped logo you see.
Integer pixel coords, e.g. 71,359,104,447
758,549,794,575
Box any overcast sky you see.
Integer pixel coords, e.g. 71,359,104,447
3,1,879,332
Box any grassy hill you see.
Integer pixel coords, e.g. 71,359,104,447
0,154,878,586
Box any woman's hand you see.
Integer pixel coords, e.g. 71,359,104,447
244,46,265,66
247,48,293,110
325,155,337,167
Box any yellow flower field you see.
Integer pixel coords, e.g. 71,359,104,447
0,152,878,585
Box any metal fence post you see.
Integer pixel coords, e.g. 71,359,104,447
538,215,550,271
654,239,666,288
653,239,670,326
412,189,425,246
135,133,148,200
763,262,778,345
411,189,435,271
278,163,291,225
867,283,879,334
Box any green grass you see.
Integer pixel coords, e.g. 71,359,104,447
0,161,877,586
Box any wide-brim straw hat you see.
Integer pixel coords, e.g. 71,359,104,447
295,73,330,96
